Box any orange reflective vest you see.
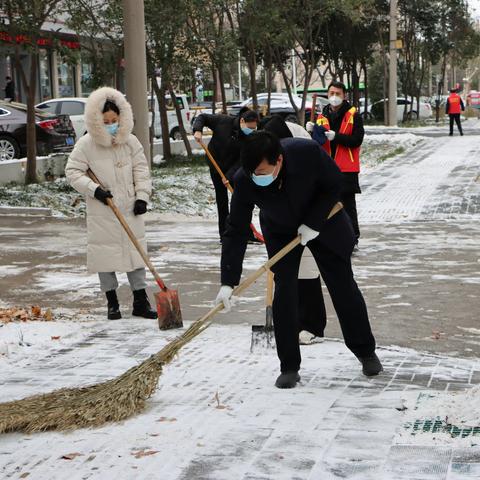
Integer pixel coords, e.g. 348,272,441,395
316,107,360,173
447,93,462,115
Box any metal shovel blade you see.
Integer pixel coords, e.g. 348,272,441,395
250,306,276,352
156,288,183,330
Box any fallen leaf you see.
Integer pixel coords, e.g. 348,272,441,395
60,452,83,460
51,336,61,340
43,309,53,321
132,449,159,459
156,417,177,422
31,306,42,317
19,473,30,478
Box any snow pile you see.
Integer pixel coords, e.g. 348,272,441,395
361,133,428,171
410,386,480,428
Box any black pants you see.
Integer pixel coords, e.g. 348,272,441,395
449,114,463,135
264,233,375,373
341,192,360,240
210,167,229,238
298,277,326,336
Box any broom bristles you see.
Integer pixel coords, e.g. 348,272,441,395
0,314,213,433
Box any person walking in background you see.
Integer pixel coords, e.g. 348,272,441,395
307,81,364,245
193,108,260,241
446,88,465,136
65,87,157,320
4,76,14,101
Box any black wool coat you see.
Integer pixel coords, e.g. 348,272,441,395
221,137,356,286
192,113,249,179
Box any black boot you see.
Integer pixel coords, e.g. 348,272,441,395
132,289,157,319
275,371,301,389
357,353,383,376
105,290,121,320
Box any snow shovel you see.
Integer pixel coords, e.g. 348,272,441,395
250,269,275,352
87,169,183,330
250,200,343,353
198,140,264,243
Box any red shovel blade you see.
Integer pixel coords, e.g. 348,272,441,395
155,289,183,330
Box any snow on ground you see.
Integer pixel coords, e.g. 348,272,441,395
0,131,429,219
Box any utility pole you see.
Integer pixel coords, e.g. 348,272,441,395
388,0,398,127
123,0,150,161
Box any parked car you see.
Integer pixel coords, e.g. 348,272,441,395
148,93,192,140
467,90,480,109
0,101,76,161
228,93,316,124
369,97,432,122
36,97,86,139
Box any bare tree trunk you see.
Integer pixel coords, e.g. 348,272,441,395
168,84,192,156
149,77,155,166
211,65,217,114
153,80,171,160
24,53,38,184
246,47,257,109
217,63,228,113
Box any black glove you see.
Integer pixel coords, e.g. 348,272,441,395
133,199,147,215
94,186,113,205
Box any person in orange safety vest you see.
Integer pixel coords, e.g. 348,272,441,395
446,88,465,136
307,81,364,243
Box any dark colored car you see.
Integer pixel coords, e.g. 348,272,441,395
0,101,76,161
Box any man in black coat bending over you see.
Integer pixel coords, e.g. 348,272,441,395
215,132,382,388
193,108,259,240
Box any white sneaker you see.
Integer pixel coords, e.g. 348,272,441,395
299,330,325,345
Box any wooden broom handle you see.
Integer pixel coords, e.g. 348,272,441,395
86,168,167,291
173,201,344,335
233,201,343,299
198,140,234,193
266,270,274,307
198,140,264,243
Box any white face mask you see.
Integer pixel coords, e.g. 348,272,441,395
328,95,343,107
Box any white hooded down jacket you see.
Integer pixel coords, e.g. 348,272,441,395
65,87,152,274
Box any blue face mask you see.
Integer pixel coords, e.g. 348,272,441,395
105,122,119,136
241,126,256,136
252,163,279,187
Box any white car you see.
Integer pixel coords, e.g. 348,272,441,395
37,97,87,139
369,97,432,122
148,93,192,140
229,93,315,123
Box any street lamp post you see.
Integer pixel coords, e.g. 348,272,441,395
123,0,150,162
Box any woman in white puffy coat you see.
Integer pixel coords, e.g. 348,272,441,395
65,87,157,320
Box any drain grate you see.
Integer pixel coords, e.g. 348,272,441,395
404,418,480,439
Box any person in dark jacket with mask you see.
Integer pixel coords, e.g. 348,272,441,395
261,114,327,344
193,108,259,240
215,131,382,389
307,81,364,243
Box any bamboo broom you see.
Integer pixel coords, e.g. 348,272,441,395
0,202,342,433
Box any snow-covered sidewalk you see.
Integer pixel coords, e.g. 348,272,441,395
1,318,480,480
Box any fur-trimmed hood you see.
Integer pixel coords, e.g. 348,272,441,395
84,87,134,147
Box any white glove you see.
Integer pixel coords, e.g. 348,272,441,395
297,224,319,246
306,121,315,133
325,130,336,141
215,285,234,312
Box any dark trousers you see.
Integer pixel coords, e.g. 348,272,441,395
210,168,229,238
341,192,360,240
298,277,326,336
449,114,463,135
264,233,375,373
